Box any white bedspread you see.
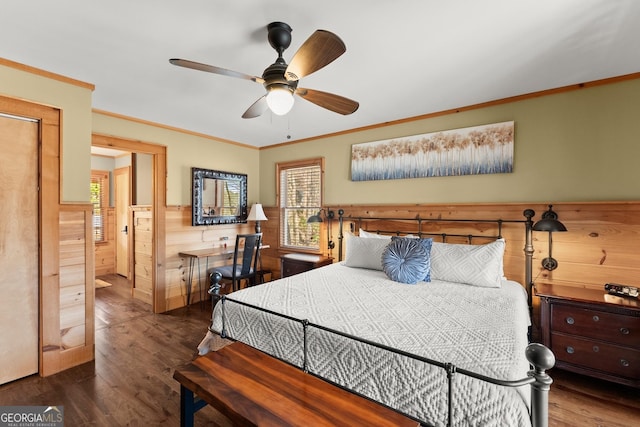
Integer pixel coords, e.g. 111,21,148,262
208,262,533,426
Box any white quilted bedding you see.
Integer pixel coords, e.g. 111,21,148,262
209,262,533,426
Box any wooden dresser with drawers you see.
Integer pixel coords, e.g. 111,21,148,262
536,283,639,387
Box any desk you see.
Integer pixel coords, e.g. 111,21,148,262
179,245,270,305
179,247,233,305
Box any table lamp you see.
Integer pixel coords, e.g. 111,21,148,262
247,203,268,233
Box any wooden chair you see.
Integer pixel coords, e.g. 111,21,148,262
210,233,262,292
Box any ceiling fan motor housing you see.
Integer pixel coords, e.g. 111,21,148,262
267,22,292,56
262,59,297,93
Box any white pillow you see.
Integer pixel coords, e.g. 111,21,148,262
359,228,392,239
344,234,391,270
430,239,505,288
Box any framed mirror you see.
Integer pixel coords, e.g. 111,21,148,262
192,167,247,226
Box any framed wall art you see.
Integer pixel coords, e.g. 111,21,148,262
351,121,514,181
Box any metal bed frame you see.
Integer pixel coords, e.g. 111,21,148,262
208,208,555,427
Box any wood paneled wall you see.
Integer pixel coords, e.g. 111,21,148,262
165,202,640,313
261,202,640,296
163,206,257,310
133,207,153,304
94,207,115,276
46,205,94,375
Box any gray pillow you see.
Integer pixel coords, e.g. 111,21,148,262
430,239,505,288
344,234,391,270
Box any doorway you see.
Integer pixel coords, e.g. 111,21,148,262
114,166,130,278
0,94,77,378
91,134,168,313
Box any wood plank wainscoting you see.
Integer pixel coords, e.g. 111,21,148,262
165,202,640,309
49,204,95,375
132,206,153,304
164,206,260,311
262,201,640,290
94,206,116,276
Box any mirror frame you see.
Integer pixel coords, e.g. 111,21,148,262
191,167,248,226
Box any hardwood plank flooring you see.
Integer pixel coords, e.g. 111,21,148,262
0,274,231,426
0,274,638,426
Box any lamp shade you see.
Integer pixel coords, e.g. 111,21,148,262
533,205,567,232
247,203,268,221
532,218,567,232
307,211,323,223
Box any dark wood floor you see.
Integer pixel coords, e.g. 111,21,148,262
1,274,638,426
0,274,230,426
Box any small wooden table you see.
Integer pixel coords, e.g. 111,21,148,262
280,253,333,278
173,342,419,427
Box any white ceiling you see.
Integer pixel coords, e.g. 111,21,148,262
91,146,127,157
3,1,640,147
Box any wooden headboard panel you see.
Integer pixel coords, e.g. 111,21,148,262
334,208,536,308
323,202,640,295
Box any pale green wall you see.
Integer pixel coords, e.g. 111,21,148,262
259,78,640,206
133,153,153,206
4,57,639,208
91,113,260,206
0,62,93,203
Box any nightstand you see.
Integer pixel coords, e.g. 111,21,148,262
280,253,333,278
535,283,640,387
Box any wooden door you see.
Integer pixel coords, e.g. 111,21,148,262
0,114,39,384
115,167,130,278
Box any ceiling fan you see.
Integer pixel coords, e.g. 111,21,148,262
170,22,359,119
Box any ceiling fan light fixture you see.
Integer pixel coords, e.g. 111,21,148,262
266,85,295,115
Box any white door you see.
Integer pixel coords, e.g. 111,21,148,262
115,167,130,278
0,114,39,384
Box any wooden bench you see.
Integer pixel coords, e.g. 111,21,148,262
173,341,419,426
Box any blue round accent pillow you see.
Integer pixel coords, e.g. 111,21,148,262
381,238,429,284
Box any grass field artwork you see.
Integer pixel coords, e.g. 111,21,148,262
351,121,514,181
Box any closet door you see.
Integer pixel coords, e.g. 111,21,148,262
0,114,39,384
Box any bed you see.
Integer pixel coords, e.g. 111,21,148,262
199,209,555,427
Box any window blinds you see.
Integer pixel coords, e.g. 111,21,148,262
90,170,109,243
278,160,322,249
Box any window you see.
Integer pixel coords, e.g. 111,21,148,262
90,170,109,243
277,158,324,251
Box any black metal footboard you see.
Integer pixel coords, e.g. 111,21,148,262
209,294,555,427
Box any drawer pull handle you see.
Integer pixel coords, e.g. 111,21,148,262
620,327,630,335
565,317,575,325
620,359,630,367
592,315,600,322
592,345,599,353
566,346,575,354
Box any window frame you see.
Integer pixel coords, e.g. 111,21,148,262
276,157,325,252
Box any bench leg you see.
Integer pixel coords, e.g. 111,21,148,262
180,384,195,427
180,384,209,427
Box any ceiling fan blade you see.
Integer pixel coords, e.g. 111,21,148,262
169,58,264,84
242,95,268,119
295,88,359,115
285,30,346,81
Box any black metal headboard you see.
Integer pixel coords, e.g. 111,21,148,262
336,209,537,311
